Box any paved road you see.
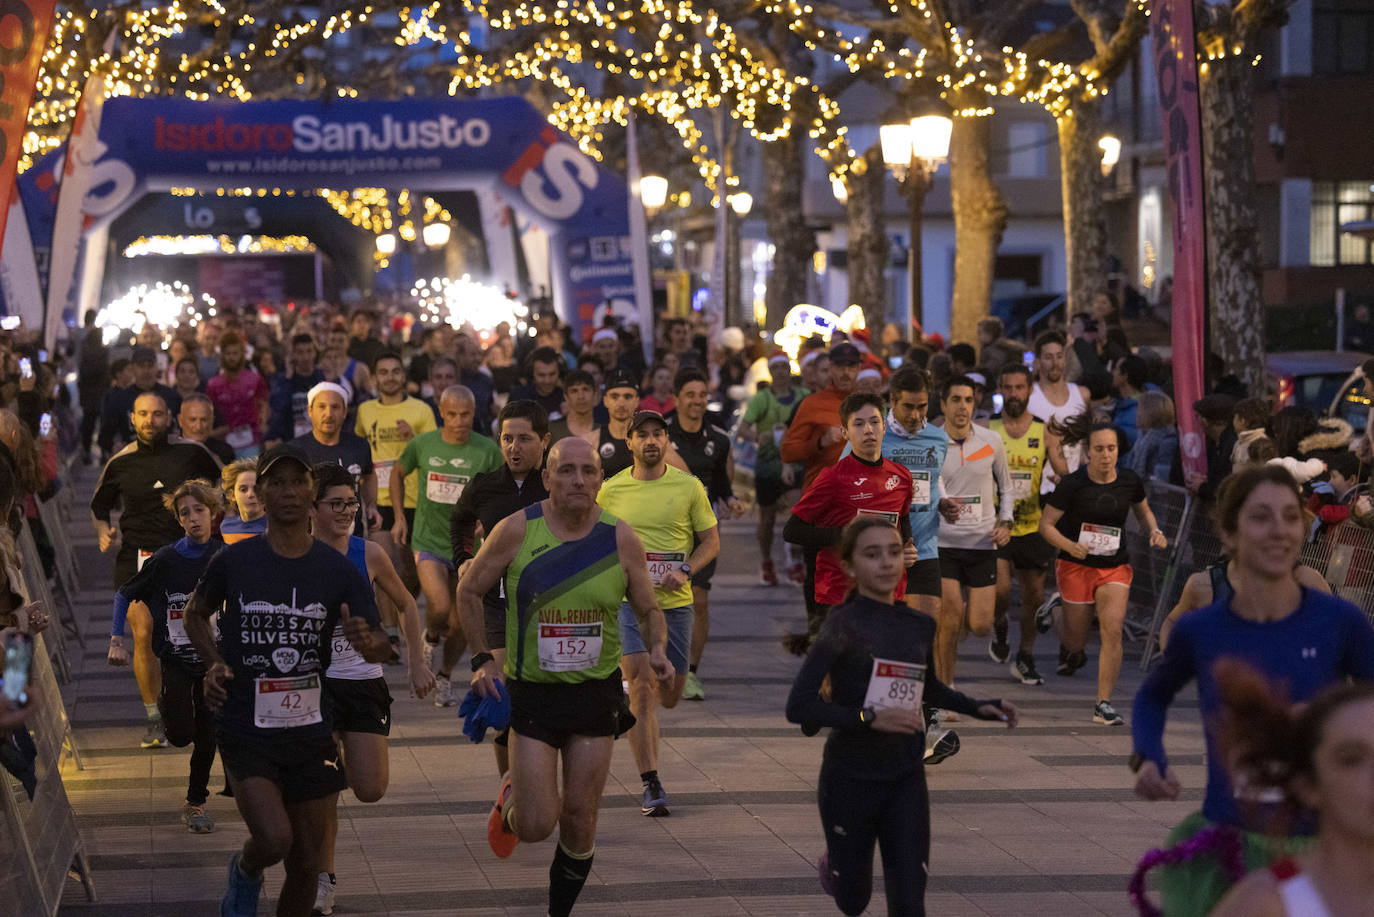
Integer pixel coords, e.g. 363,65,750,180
56,468,1204,916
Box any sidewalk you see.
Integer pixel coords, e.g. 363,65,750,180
56,467,1204,916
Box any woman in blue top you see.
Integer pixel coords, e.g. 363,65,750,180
1130,465,1374,917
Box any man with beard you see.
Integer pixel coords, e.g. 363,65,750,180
99,346,181,456
93,391,222,748
291,383,377,538
1027,331,1089,496
989,365,1052,687
596,410,718,816
207,333,270,459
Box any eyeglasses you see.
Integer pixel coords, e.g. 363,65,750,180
316,498,360,515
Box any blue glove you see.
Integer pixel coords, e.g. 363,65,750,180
459,681,511,744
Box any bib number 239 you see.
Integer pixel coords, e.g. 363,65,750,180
1078,523,1122,556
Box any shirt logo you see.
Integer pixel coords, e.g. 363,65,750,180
704,440,716,457
272,647,300,671
1302,647,1318,659
850,492,873,501
884,475,900,491
599,442,616,459
323,757,341,771
1028,438,1040,448
347,464,362,476
852,478,867,486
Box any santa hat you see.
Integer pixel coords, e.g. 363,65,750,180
849,327,872,353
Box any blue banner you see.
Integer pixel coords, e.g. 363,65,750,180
16,143,61,293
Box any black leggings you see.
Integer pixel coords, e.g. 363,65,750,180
158,658,217,806
817,762,931,917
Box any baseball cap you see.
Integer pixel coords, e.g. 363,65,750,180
131,346,157,364
257,443,313,479
1193,393,1238,424
829,342,862,366
604,368,638,393
627,410,668,435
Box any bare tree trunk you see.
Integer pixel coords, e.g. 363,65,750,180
1058,98,1109,319
1200,54,1266,395
847,144,888,333
763,130,817,330
948,111,1008,346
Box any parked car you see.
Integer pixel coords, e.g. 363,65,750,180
1267,350,1373,431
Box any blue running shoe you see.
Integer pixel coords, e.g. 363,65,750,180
221,851,262,917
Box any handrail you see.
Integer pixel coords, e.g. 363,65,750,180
1013,294,1066,340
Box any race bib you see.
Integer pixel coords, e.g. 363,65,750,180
425,471,469,504
253,674,322,729
1011,472,1034,501
910,471,932,507
856,508,900,526
330,624,363,668
166,606,189,646
538,622,603,672
952,496,984,527
772,424,788,447
293,417,313,438
863,657,926,712
646,551,686,587
1079,523,1122,556
375,460,394,491
226,425,255,449
137,549,154,571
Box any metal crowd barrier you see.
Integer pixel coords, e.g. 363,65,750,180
16,524,72,685
36,497,88,652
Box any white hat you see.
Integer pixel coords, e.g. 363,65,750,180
307,381,350,407
720,327,745,351
856,367,882,382
592,327,618,344
966,372,987,387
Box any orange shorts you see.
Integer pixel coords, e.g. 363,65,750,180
1055,559,1132,605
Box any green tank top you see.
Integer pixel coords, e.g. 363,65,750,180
503,503,628,683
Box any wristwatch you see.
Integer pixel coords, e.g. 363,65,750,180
858,707,876,727
470,651,495,672
678,562,693,577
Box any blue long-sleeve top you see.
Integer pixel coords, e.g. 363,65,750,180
1132,588,1374,830
786,594,1003,781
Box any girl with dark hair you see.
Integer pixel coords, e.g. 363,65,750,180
1129,465,1374,917
1039,412,1168,726
787,517,1018,917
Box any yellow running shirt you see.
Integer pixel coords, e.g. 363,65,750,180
990,415,1048,538
355,397,437,508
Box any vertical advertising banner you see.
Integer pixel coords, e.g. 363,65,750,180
0,0,58,256
1152,0,1208,484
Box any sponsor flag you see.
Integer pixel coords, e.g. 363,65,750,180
1152,0,1208,484
0,0,58,259
0,197,43,326
625,111,655,361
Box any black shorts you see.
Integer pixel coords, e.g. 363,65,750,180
216,732,347,804
324,676,392,736
483,597,506,651
904,558,942,598
755,472,791,507
939,547,998,588
997,533,1054,573
376,505,415,544
508,672,633,750
692,557,717,591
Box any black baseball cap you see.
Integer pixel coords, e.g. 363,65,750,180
628,410,668,435
131,346,158,364
604,368,638,393
829,342,862,366
257,443,313,479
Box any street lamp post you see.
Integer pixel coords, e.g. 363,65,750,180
881,114,952,338
725,191,752,327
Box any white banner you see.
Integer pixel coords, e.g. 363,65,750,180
0,199,44,329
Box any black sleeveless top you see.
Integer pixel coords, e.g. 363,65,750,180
597,426,634,479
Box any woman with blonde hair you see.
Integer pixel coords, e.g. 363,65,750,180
1124,391,1178,484
220,458,265,544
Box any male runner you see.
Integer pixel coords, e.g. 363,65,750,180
990,364,1052,685
265,332,324,447
449,399,551,775
206,332,270,459
1028,330,1089,495
178,393,235,464
95,391,221,747
547,369,600,445
290,382,378,537
392,385,503,706
597,410,718,815
935,376,1014,690
738,351,809,585
459,436,672,917
667,369,742,701
183,444,389,917
784,392,917,651
596,368,639,478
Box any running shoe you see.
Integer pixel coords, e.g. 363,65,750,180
1012,653,1044,686
141,719,168,749
1058,649,1088,677
181,803,214,834
433,674,456,707
923,725,961,765
641,776,670,817
1035,592,1061,634
423,634,441,671
760,559,779,586
988,637,1010,664
312,872,336,916
682,671,705,701
818,851,834,898
786,562,806,585
221,851,262,917
487,774,519,858
1093,700,1125,726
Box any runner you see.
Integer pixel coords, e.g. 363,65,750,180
220,458,267,544
206,332,270,459
392,384,503,706
108,479,224,833
449,400,551,775
290,382,378,538
178,393,235,464
737,350,809,586
596,409,719,815
309,463,434,916
783,392,917,654
596,368,639,479
989,364,1053,686
1130,465,1374,916
182,444,390,917
1027,330,1089,495
667,369,743,702
458,436,673,917
96,391,222,748
786,516,1018,917
1159,556,1329,651
265,332,325,447
1039,413,1167,726
319,323,371,431
547,369,600,446
933,375,1013,693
